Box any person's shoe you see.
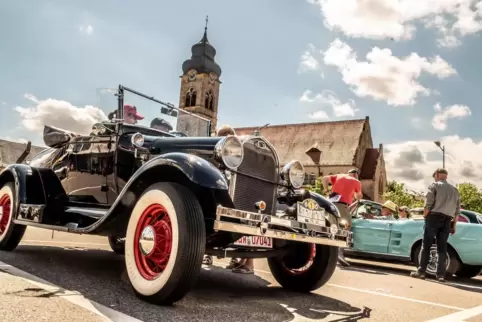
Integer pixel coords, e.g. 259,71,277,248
202,255,213,265
338,255,350,267
436,276,446,283
410,271,426,279
226,258,241,269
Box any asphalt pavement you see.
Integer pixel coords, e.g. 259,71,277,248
0,227,481,322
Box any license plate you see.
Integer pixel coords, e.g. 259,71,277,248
297,199,326,227
233,236,273,248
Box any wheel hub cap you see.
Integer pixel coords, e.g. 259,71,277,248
139,225,156,255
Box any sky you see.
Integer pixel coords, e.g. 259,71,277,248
1,0,482,192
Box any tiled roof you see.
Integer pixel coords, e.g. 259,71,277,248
359,148,380,180
0,140,46,166
235,118,368,166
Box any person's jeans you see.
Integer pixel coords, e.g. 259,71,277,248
418,213,452,276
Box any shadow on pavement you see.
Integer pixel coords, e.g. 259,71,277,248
0,246,369,322
338,266,388,276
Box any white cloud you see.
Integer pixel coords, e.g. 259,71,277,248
79,24,94,35
309,110,330,120
15,93,107,135
322,39,457,106
1,102,7,105
299,44,320,73
385,136,482,192
311,0,482,47
301,89,359,118
431,103,472,131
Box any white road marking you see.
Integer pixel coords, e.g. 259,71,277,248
22,240,108,247
0,260,142,322
427,305,482,322
212,261,465,311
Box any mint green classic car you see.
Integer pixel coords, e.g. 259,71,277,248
344,200,482,278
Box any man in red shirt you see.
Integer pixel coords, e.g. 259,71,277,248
322,169,363,266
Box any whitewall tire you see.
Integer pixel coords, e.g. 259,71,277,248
0,182,26,250
124,182,205,305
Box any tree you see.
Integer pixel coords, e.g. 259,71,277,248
457,183,482,213
383,180,424,208
306,177,330,195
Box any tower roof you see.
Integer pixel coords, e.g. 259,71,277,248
181,17,222,77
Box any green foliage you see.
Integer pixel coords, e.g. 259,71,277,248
306,177,331,195
383,180,424,209
457,183,482,213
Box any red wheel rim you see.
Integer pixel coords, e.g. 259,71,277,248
284,244,316,275
0,193,11,237
133,203,173,280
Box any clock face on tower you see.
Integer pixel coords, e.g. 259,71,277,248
209,72,217,84
188,69,197,81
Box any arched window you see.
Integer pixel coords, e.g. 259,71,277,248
185,88,197,107
205,90,214,110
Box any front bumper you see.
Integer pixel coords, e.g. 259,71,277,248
214,205,352,248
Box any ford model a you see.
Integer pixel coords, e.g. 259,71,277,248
0,86,352,305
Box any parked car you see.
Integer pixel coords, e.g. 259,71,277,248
344,199,482,278
0,85,351,306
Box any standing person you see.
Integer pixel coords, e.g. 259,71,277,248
322,169,363,267
410,168,460,282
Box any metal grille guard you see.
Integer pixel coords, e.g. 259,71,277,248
214,205,352,248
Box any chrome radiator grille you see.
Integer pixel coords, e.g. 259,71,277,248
231,138,278,214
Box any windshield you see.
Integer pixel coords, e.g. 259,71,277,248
96,86,211,137
353,202,382,218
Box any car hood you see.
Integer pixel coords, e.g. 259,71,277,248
149,136,223,154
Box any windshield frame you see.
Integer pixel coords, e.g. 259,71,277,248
116,85,212,137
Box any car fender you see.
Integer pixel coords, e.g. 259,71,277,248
136,152,228,190
307,191,341,218
0,164,46,214
77,152,230,235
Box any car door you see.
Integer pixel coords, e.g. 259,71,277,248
350,203,391,254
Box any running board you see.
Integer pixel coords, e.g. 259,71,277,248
64,206,107,219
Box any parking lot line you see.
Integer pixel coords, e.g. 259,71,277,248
427,305,482,322
22,240,108,247
0,260,142,322
212,262,466,312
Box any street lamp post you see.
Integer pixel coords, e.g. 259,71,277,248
254,123,270,136
434,141,445,168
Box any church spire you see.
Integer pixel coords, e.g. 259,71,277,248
181,16,222,77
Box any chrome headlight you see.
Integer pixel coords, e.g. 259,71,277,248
131,132,145,148
281,160,305,189
214,136,244,170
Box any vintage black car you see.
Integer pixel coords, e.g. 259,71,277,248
0,86,352,306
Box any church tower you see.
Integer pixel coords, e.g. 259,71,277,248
176,17,222,137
